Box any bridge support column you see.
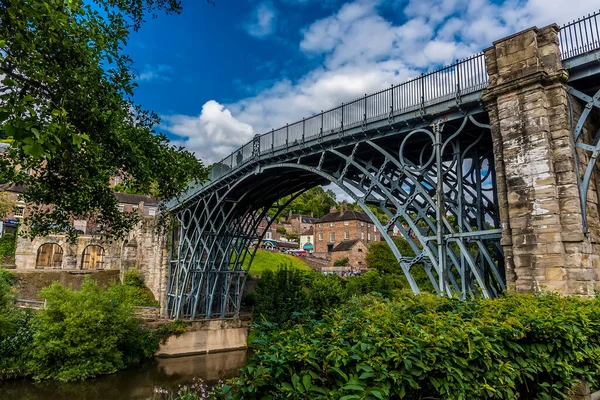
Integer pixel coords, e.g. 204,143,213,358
483,24,600,295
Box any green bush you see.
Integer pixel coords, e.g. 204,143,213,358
122,268,146,287
0,233,16,264
333,257,349,266
0,268,33,379
26,278,157,382
218,293,600,400
308,274,346,317
117,269,158,306
251,264,309,325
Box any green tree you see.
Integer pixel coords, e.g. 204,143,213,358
365,236,434,291
252,264,308,325
0,0,209,240
27,278,156,381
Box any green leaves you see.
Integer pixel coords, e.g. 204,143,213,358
213,293,600,400
0,0,208,240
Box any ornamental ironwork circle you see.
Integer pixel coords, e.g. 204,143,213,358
398,128,436,173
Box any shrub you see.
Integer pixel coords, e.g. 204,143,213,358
122,268,146,287
116,269,158,306
0,233,16,264
251,264,309,325
307,274,346,317
217,293,600,400
26,278,157,381
333,257,349,266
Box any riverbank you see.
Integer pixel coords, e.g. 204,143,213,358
0,350,248,400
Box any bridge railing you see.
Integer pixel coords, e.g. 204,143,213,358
210,53,487,173
175,10,600,207
559,10,600,59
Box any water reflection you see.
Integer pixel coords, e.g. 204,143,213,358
0,350,248,400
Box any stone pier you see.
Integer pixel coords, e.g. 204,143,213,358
483,24,600,295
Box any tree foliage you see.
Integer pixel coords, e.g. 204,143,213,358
0,0,208,239
214,293,600,400
25,278,157,381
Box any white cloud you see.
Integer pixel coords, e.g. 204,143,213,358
162,0,600,166
161,101,254,162
136,64,173,82
244,2,277,38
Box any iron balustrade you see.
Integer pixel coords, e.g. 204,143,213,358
560,10,600,59
176,10,600,207
209,53,488,178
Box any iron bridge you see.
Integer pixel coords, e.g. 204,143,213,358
165,12,600,319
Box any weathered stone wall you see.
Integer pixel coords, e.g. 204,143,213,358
330,241,369,270
14,216,168,302
12,270,120,300
483,24,600,295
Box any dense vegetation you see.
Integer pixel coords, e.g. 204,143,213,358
166,265,600,399
0,233,16,265
0,269,162,382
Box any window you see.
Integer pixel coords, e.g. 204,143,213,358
360,232,364,240
368,232,371,241
318,232,323,241
330,222,335,227
330,232,335,242
374,234,378,241
319,223,323,228
82,245,105,270
360,222,364,227
358,248,363,253
374,226,377,232
148,208,156,216
13,206,24,218
113,176,120,185
344,230,350,240
344,221,349,226
36,243,63,269
117,204,125,212
265,231,272,239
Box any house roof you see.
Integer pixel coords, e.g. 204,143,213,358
290,214,316,223
315,209,371,224
300,226,314,235
0,184,27,194
332,239,364,252
114,192,158,206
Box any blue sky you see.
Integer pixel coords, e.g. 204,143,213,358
126,0,598,164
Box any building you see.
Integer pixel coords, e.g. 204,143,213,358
287,213,316,235
313,206,377,259
299,226,314,253
0,184,166,301
330,239,369,271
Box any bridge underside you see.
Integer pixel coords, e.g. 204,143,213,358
166,109,505,319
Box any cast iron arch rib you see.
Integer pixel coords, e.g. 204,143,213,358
167,112,504,319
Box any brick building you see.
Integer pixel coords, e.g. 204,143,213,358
330,239,369,271
287,213,316,235
313,206,378,259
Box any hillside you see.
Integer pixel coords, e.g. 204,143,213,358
242,250,312,276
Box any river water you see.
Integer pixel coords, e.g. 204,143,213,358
0,350,248,400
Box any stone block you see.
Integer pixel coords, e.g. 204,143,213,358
545,267,567,281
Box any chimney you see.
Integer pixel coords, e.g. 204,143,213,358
340,204,346,215
329,206,337,214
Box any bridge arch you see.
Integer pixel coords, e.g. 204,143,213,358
166,111,505,319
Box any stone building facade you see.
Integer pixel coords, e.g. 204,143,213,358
13,215,168,302
313,207,377,259
6,189,168,302
330,239,368,270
